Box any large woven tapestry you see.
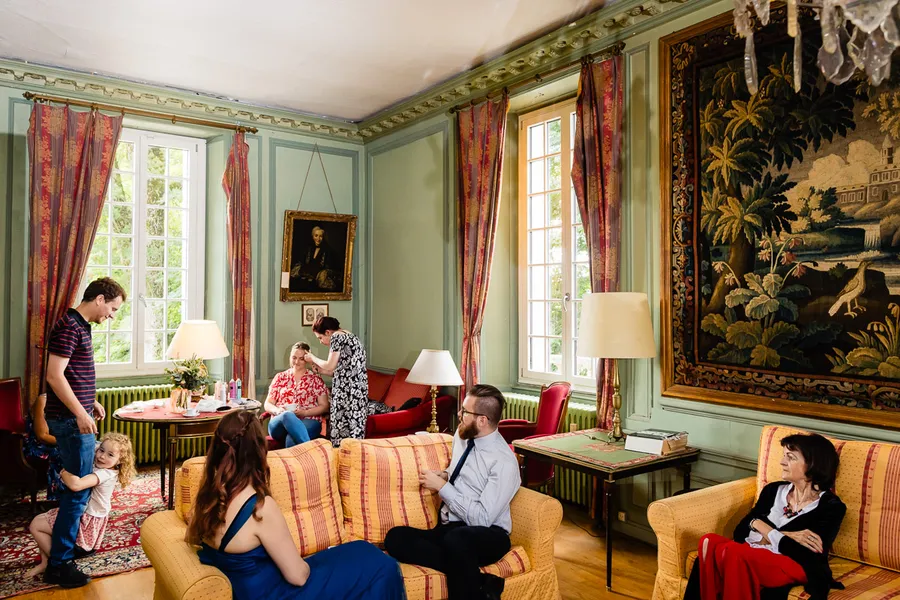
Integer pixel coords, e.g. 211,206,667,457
661,8,900,428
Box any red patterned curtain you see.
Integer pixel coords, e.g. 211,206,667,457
571,55,624,428
222,132,253,385
457,93,509,389
25,104,123,403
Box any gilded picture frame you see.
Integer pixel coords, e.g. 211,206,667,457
280,210,356,302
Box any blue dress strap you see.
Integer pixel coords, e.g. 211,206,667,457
219,495,258,552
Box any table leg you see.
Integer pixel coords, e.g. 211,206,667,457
682,464,692,493
604,479,615,591
159,428,167,501
168,432,177,510
517,454,527,486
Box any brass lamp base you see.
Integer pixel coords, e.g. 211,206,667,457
426,386,440,433
610,360,624,441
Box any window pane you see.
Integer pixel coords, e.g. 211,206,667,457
89,236,109,265
92,333,108,364
573,187,582,224
146,270,164,298
549,266,562,299
111,173,134,203
111,267,132,298
96,205,110,235
528,123,545,159
114,142,134,171
109,333,132,364
167,270,184,299
528,266,546,300
528,159,545,193
529,337,547,372
550,338,562,374
85,266,109,283
575,264,591,300
547,155,561,190
146,301,165,329
147,179,165,206
548,191,562,227
169,148,186,177
167,209,185,238
548,228,562,263
145,332,165,362
147,146,166,175
575,339,595,379
528,230,546,265
112,205,133,235
110,301,132,332
547,118,561,154
167,301,184,331
111,237,132,267
549,301,563,335
147,208,165,236
574,224,588,262
529,302,547,336
529,194,545,229
167,240,184,269
169,181,184,208
146,240,165,268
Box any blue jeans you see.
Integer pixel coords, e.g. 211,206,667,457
267,412,320,447
46,417,96,566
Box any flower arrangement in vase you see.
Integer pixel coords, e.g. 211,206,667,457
165,355,211,412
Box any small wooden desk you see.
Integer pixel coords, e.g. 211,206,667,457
113,403,257,510
513,428,700,591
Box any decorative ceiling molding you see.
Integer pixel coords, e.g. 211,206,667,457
357,0,707,140
0,60,364,143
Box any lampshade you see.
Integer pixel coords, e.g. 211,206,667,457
577,292,656,359
166,320,230,360
406,349,464,386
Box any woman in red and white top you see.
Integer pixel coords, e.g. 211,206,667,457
264,342,329,447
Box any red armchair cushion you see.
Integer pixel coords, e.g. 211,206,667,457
367,369,394,403
0,378,25,434
381,368,431,411
497,421,538,445
518,433,555,487
365,394,454,438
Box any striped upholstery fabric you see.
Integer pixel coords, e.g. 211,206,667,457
399,547,531,600
757,426,900,572
175,439,346,556
791,557,900,600
338,433,452,545
480,546,531,577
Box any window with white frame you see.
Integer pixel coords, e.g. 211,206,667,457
518,100,594,390
83,129,206,375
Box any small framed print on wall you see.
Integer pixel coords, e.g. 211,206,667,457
301,303,329,327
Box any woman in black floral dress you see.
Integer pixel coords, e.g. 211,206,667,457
306,316,368,447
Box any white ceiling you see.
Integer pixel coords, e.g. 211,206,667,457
0,0,607,122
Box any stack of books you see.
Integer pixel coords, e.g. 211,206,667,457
624,429,689,455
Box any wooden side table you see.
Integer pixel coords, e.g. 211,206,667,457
513,428,700,591
113,403,257,510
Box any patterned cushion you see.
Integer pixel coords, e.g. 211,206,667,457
399,547,531,600
757,426,900,571
176,439,346,556
338,434,452,544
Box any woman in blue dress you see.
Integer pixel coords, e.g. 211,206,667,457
187,410,405,600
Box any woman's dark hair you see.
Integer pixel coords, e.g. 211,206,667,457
780,433,839,492
185,411,270,545
312,316,340,334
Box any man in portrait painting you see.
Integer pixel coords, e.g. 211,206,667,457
290,225,337,292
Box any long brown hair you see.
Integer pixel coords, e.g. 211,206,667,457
185,411,271,545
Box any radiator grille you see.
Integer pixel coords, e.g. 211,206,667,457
505,393,594,508
97,385,210,465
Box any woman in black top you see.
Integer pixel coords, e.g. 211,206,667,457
683,433,846,600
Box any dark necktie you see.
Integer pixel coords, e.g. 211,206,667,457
449,439,476,485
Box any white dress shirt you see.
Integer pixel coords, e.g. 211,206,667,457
438,429,521,534
746,483,824,554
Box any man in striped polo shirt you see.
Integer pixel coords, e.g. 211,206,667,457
43,277,125,588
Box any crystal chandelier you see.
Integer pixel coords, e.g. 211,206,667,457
734,0,900,95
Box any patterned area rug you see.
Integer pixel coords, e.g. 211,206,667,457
0,469,164,598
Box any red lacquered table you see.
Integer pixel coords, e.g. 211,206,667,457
113,402,258,509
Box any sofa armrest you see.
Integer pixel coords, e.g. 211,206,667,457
140,510,231,600
509,486,563,573
647,477,756,582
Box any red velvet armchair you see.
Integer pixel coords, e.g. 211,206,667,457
365,368,455,438
499,381,572,489
0,377,42,510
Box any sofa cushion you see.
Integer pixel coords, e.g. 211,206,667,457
367,369,394,403
399,546,531,600
176,439,346,556
382,368,432,411
338,433,452,544
757,426,900,572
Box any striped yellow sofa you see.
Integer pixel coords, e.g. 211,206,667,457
647,425,900,600
141,434,563,600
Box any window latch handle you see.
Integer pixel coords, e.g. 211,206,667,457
563,292,570,311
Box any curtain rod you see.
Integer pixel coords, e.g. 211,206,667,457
23,92,259,134
448,41,625,114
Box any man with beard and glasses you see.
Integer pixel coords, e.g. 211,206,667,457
384,384,520,600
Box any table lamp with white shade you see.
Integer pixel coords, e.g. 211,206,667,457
406,349,464,434
165,320,230,409
577,292,656,441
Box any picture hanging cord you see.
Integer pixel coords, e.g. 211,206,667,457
296,143,339,214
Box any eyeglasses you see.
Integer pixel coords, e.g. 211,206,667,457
459,407,486,419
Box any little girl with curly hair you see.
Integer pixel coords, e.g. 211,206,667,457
27,432,136,578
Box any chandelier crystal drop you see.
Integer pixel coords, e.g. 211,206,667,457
734,0,900,93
